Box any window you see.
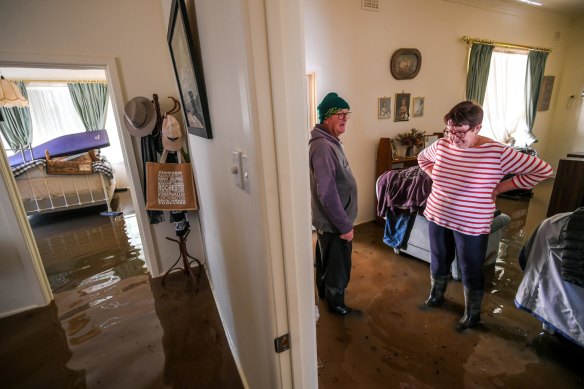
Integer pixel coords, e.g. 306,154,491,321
480,50,532,146
27,84,85,146
1,83,123,164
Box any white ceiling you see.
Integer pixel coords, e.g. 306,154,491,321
498,0,584,16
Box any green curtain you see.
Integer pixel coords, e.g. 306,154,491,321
525,50,549,137
0,81,33,149
465,43,494,105
67,82,109,131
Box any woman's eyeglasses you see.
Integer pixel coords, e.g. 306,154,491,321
443,126,474,137
334,112,352,120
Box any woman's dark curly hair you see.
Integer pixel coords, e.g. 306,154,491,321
444,101,483,128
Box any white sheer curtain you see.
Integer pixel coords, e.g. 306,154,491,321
480,51,533,146
27,85,86,146
1,85,81,156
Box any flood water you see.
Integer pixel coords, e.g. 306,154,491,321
316,179,584,388
2,179,583,388
1,200,242,388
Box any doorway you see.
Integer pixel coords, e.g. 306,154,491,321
0,56,157,301
0,65,147,293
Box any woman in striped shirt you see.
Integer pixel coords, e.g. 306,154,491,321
417,101,552,330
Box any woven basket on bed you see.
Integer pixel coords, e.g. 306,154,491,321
45,150,94,175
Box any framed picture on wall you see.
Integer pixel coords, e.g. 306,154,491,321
168,0,213,139
412,97,424,117
537,75,554,112
390,48,422,80
378,97,391,119
394,93,410,122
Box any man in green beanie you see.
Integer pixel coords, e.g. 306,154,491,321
309,92,358,316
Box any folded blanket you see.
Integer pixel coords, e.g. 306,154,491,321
376,166,432,217
11,160,46,177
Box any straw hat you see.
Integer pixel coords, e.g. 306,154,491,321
161,115,184,152
123,97,157,137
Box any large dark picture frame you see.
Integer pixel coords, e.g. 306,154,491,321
168,0,212,139
390,48,422,80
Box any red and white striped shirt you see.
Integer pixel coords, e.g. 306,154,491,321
417,139,553,235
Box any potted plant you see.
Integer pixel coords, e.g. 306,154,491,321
396,128,425,157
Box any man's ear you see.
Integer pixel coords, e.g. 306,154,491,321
475,124,482,132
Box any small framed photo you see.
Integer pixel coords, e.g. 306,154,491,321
394,93,410,122
378,97,391,119
537,75,554,112
412,97,425,117
424,134,439,148
390,139,399,160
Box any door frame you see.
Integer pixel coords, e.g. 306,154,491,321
258,0,318,386
0,52,158,293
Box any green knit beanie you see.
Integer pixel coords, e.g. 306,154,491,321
317,92,350,123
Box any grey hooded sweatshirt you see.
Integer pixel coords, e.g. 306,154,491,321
309,125,358,234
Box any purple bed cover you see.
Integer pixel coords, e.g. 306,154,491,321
8,129,110,167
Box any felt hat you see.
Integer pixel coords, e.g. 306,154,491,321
317,92,350,123
161,115,184,152
123,97,157,137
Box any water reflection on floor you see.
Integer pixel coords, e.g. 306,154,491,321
31,210,147,293
316,179,584,388
1,204,242,388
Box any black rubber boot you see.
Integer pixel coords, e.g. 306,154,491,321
325,287,352,316
456,286,484,331
423,274,449,307
316,279,326,299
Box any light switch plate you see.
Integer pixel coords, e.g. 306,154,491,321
241,153,249,194
232,151,244,189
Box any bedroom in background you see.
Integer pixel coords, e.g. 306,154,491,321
0,66,147,294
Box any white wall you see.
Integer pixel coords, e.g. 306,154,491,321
0,147,51,316
182,0,280,384
305,0,576,223
544,15,584,168
160,0,304,386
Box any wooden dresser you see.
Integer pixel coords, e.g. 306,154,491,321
375,138,418,179
547,155,584,217
375,138,419,224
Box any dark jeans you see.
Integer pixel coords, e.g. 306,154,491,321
315,230,352,293
428,221,488,290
